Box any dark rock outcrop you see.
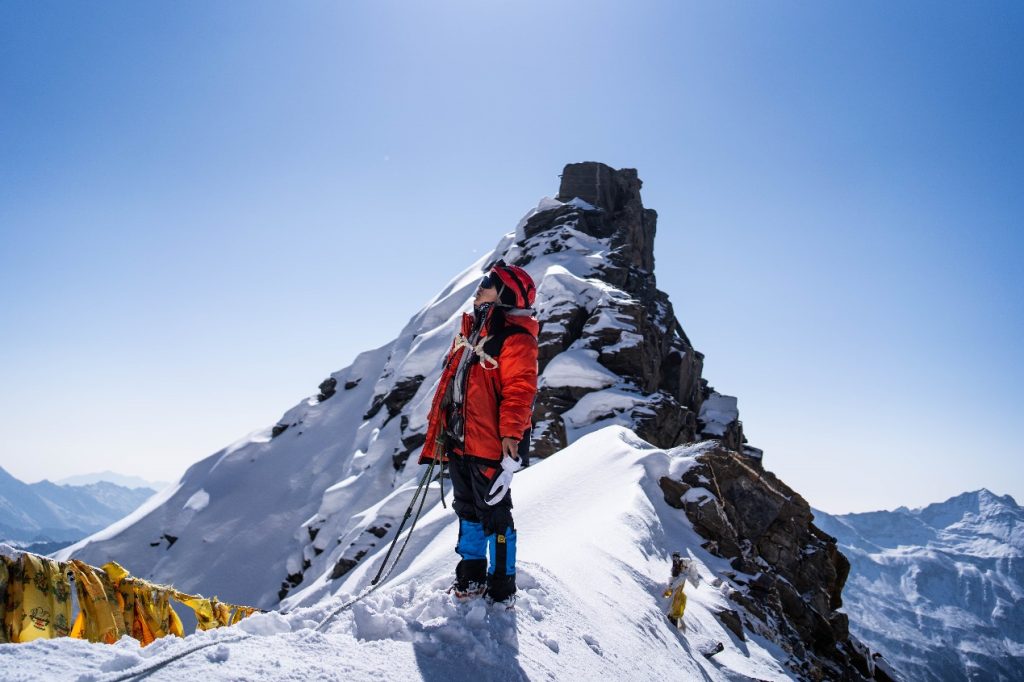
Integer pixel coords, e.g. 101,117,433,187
555,162,655,273
659,443,896,680
317,377,337,402
363,375,425,424
392,421,426,471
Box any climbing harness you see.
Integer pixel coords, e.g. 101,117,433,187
451,333,499,370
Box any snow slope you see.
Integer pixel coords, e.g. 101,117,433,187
9,427,796,681
815,490,1024,682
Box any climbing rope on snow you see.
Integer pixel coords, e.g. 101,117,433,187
310,452,445,632
95,457,448,680
97,632,253,682
43,455,447,682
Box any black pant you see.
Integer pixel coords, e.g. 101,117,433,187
448,454,513,536
447,453,516,595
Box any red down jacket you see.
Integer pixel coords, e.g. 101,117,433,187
419,306,539,465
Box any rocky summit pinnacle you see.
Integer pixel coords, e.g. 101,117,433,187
554,161,656,273
513,162,746,460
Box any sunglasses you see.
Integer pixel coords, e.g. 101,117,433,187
478,274,498,290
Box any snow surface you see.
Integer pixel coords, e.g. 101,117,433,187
697,392,739,437
183,490,210,512
561,389,652,442
5,427,794,681
538,349,619,390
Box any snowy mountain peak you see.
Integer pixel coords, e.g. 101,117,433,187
829,488,1024,554
47,163,893,680
814,490,1024,681
917,487,1020,523
55,470,167,490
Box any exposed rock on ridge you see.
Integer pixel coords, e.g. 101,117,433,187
659,445,898,681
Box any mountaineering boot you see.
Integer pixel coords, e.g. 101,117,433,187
486,592,516,611
486,569,516,603
449,557,487,601
449,577,486,602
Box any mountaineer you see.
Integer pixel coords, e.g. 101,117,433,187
419,260,539,605
664,551,701,628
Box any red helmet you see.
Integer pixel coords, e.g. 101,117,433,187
489,261,536,309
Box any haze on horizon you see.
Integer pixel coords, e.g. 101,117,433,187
1,1,1021,514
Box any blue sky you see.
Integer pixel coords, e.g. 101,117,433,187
1,1,1021,513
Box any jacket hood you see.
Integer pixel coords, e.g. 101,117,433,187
463,306,540,338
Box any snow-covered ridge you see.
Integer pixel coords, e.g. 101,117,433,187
10,428,800,681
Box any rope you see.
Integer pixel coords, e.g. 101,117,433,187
310,453,444,631
98,633,252,682
93,457,449,680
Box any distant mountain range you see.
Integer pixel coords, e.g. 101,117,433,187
815,489,1024,682
0,466,157,551
56,470,168,490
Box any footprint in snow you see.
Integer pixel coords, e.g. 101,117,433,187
582,634,603,656
537,631,559,653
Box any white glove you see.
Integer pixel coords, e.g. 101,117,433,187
485,455,522,506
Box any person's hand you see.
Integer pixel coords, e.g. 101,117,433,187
485,452,522,506
501,437,520,460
